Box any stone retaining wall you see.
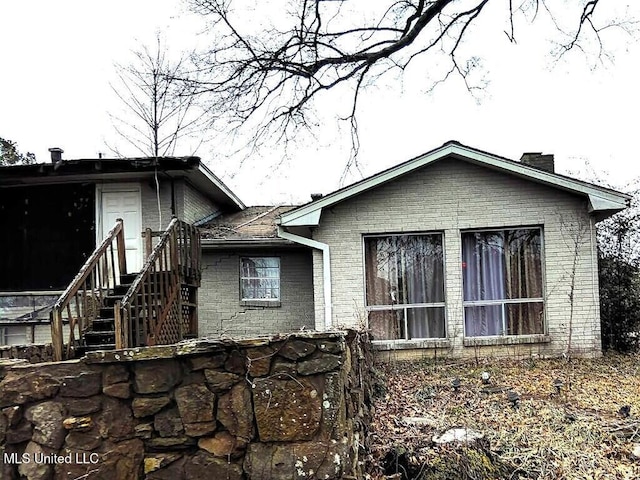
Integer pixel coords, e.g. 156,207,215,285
0,331,373,479
0,344,54,364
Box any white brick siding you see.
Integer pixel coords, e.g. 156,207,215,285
198,248,315,337
141,179,219,227
311,158,602,357
181,181,219,224
140,180,174,231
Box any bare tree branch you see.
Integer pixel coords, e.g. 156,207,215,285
107,34,209,158
182,0,637,174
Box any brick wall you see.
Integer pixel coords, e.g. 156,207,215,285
311,158,602,357
140,180,173,232
140,178,220,230
181,181,220,224
198,248,315,337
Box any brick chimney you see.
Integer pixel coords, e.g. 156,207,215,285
48,147,64,163
520,152,554,173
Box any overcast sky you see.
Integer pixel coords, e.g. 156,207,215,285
1,1,639,205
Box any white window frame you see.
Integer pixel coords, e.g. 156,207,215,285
461,226,546,338
363,232,447,341
240,257,281,302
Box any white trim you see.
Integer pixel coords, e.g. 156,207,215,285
463,298,544,306
588,194,627,212
239,256,281,302
97,182,143,271
280,142,631,227
95,182,142,248
367,303,446,310
95,184,102,248
198,163,246,210
279,210,322,227
277,227,332,330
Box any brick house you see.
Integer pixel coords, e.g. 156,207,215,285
201,141,630,358
1,141,631,358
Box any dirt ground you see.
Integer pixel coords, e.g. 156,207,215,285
366,353,640,480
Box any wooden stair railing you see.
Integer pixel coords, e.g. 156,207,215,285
117,218,201,349
51,219,127,361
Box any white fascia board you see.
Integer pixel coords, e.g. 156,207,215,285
457,146,632,206
280,143,631,226
278,209,322,227
197,163,246,210
588,194,628,213
280,144,455,226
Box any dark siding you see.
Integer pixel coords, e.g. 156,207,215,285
0,184,95,291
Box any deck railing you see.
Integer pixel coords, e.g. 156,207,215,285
51,219,127,361
117,218,200,349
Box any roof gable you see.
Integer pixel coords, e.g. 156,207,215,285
280,141,631,227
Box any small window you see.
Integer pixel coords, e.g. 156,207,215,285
364,234,446,340
240,257,280,301
0,326,27,346
462,228,544,337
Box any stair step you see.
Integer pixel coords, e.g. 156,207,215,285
80,344,117,354
99,307,116,318
91,318,115,331
84,331,115,345
113,283,133,295
104,295,122,307
120,273,139,284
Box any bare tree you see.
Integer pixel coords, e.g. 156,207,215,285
185,0,635,178
108,35,206,158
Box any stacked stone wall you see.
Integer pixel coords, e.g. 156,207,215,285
0,331,373,479
0,344,54,364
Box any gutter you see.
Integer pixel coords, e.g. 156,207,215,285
200,238,296,249
277,227,332,330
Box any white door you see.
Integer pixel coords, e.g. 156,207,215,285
101,189,143,273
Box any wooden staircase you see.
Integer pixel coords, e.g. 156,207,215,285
79,273,137,353
51,218,201,361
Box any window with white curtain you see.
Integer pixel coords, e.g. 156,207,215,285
462,228,544,337
240,257,280,301
364,234,445,340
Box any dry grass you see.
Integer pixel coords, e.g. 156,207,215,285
366,353,640,479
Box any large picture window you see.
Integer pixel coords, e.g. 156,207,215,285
240,257,280,301
462,228,544,337
365,234,445,340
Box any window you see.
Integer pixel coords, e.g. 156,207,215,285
462,228,544,337
240,257,280,301
0,326,27,346
365,234,445,340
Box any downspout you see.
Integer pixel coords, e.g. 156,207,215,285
277,226,332,330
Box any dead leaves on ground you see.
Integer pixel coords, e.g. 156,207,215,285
366,354,640,479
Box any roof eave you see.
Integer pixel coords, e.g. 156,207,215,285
200,238,297,249
194,163,246,211
280,143,632,227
